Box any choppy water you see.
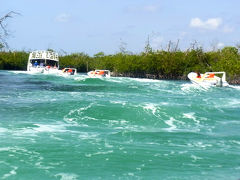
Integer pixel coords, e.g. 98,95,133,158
0,70,240,180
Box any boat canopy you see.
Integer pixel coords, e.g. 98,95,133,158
29,50,59,61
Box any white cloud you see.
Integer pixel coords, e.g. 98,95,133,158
55,13,70,22
190,17,222,30
223,25,234,33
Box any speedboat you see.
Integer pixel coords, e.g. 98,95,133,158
87,70,111,78
27,50,59,74
188,72,229,87
60,68,77,76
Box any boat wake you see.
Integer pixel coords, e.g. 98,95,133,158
229,85,240,90
181,83,209,92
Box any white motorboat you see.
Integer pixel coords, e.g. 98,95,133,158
87,70,111,78
60,68,77,76
27,50,59,74
188,72,229,87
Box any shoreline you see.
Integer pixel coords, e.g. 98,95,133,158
3,69,240,85
111,72,240,85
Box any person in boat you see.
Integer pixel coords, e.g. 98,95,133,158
34,61,38,67
196,72,201,78
45,65,51,70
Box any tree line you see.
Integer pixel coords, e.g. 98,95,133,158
0,46,240,83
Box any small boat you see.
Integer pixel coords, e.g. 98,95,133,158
188,72,229,87
87,70,111,78
60,68,77,76
27,50,59,74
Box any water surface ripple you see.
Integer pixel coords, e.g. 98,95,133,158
0,70,240,179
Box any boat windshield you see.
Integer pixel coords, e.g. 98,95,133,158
30,59,58,67
30,59,45,67
46,59,58,67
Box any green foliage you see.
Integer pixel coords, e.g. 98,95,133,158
59,53,90,72
0,51,28,70
0,46,240,81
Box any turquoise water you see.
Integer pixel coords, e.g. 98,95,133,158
0,70,240,180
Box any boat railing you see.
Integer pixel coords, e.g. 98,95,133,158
204,72,226,82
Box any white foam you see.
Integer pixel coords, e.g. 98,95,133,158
104,141,113,148
105,78,123,83
12,123,71,137
220,120,240,125
0,147,12,152
55,173,78,180
32,123,68,133
94,150,113,155
229,85,240,90
8,70,28,74
50,134,64,141
183,112,200,124
143,103,158,115
226,99,240,108
188,142,213,149
2,166,18,179
85,150,113,157
9,70,41,75
0,127,7,133
73,75,88,81
131,78,161,83
64,103,94,123
181,83,208,92
215,98,240,109
229,140,240,145
78,132,99,140
110,100,126,106
164,117,177,131
191,154,203,161
109,119,128,126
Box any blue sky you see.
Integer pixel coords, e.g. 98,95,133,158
1,0,240,55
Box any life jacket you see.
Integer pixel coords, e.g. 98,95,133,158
208,73,215,78
99,71,105,75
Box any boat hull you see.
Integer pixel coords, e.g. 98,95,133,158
188,72,229,87
27,67,59,74
87,70,110,78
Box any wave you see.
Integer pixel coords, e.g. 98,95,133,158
129,78,161,83
1,164,18,179
0,127,7,133
229,85,240,90
181,83,209,92
55,173,78,180
183,112,200,124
